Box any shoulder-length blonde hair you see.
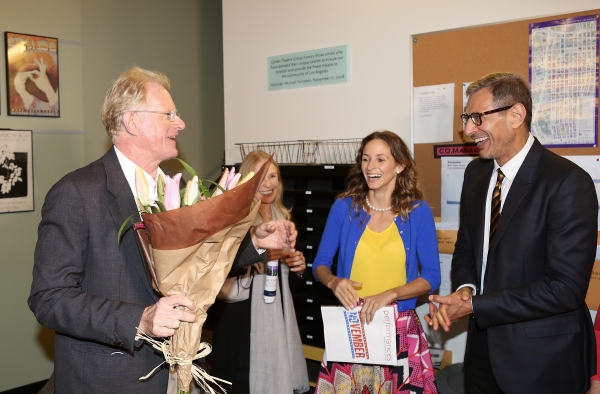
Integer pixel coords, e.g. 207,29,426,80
239,150,291,221
341,130,423,220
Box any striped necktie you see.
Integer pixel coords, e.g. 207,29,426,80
489,168,505,249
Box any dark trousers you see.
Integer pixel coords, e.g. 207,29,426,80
464,325,504,394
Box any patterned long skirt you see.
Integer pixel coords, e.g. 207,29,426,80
314,309,438,394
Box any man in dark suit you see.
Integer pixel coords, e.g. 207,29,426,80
425,72,597,393
28,67,297,393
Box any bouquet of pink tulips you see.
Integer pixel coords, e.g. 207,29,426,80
131,159,251,215
124,158,269,394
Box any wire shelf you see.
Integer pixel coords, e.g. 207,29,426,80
235,140,303,164
303,138,361,164
235,138,361,165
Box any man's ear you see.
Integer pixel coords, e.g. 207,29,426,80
122,111,138,136
509,103,526,129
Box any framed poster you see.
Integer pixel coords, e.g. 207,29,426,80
0,129,34,213
5,32,59,117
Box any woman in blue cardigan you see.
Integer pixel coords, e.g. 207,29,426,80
313,130,440,394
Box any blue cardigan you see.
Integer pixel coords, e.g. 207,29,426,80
312,196,441,311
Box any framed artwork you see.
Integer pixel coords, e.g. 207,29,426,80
5,32,59,117
0,129,34,213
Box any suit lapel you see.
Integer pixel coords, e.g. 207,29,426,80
489,138,543,256
104,148,158,301
471,161,493,282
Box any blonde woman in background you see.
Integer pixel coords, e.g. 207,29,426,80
210,150,309,394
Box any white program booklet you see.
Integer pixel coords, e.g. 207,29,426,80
321,305,397,366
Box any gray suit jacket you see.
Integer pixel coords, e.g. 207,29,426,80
29,147,263,393
452,138,597,393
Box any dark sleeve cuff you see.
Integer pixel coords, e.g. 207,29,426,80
229,232,267,275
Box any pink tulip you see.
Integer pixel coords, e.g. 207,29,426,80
226,173,242,190
163,173,182,210
225,167,236,187
214,168,229,197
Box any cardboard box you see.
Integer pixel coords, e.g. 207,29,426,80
436,229,457,255
432,349,453,373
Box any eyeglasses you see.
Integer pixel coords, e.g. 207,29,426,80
460,105,514,126
132,109,180,122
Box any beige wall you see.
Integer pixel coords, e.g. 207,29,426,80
0,0,224,390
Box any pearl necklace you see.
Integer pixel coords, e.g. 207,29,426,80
365,196,392,212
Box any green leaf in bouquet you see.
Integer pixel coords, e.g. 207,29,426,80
157,173,165,205
206,180,225,197
174,158,198,178
198,183,211,199
201,178,222,190
117,211,143,243
155,200,167,212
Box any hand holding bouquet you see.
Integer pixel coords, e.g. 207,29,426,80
123,158,271,394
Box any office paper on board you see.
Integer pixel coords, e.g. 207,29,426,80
441,156,475,223
413,83,454,143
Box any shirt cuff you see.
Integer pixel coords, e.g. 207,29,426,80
456,284,476,293
457,284,476,316
250,227,266,255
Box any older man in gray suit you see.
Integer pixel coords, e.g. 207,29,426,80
28,67,297,393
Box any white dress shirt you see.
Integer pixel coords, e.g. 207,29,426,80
114,145,165,216
479,133,534,293
457,134,535,296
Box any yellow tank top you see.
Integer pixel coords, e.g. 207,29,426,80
350,221,407,298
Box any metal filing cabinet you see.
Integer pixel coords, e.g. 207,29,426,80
279,164,351,348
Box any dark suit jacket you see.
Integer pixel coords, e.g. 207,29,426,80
28,147,264,394
452,138,597,393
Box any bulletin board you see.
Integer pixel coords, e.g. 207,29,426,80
412,9,600,218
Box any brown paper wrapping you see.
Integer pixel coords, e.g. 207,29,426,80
136,160,269,392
